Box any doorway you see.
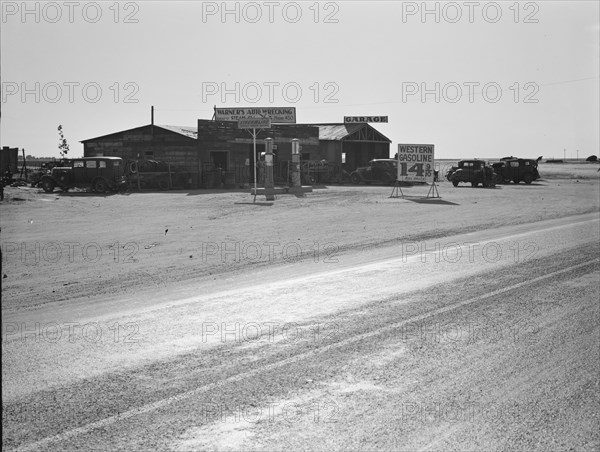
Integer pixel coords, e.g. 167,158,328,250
209,151,229,170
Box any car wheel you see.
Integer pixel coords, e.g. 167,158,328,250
524,174,533,184
94,179,108,193
41,179,55,193
452,180,459,187
350,173,361,185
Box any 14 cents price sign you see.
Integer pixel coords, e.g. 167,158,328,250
397,144,435,183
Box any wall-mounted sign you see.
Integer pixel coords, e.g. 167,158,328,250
344,116,388,123
216,107,296,123
397,144,435,183
238,117,271,129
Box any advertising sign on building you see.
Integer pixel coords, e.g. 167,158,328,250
397,144,435,183
343,116,388,123
215,107,296,123
238,117,271,129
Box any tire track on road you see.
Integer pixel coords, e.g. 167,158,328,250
17,258,599,452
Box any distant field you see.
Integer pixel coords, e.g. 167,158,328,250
537,161,600,179
435,159,600,180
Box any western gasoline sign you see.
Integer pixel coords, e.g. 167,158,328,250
397,144,435,183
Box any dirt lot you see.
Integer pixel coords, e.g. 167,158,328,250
1,162,599,312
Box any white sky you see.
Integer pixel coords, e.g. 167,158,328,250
1,1,599,159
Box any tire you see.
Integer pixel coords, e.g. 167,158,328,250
503,177,511,184
452,180,459,187
128,161,138,174
524,174,533,184
350,173,361,185
41,179,55,193
94,179,108,193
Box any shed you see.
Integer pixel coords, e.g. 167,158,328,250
81,124,200,186
1,147,19,176
311,123,391,171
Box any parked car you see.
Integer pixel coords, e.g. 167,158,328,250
450,159,496,187
350,159,397,185
445,165,458,182
40,157,128,193
492,158,540,184
29,159,72,187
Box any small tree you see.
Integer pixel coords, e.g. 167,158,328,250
58,125,70,158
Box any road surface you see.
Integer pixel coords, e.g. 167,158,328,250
3,213,599,451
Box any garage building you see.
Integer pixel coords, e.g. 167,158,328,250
81,119,391,188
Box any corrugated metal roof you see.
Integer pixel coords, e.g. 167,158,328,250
81,124,198,142
158,125,198,140
303,123,390,142
314,124,363,141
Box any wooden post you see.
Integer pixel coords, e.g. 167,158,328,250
137,160,141,191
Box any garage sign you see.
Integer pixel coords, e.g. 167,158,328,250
344,116,388,123
397,144,435,183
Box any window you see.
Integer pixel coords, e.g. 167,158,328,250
113,160,120,166
99,161,106,168
510,161,519,167
86,160,97,168
74,161,84,168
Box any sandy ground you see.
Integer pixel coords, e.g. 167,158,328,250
1,162,599,451
1,163,599,312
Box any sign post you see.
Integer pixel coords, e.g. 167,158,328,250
391,143,439,199
226,106,296,202
238,117,271,202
